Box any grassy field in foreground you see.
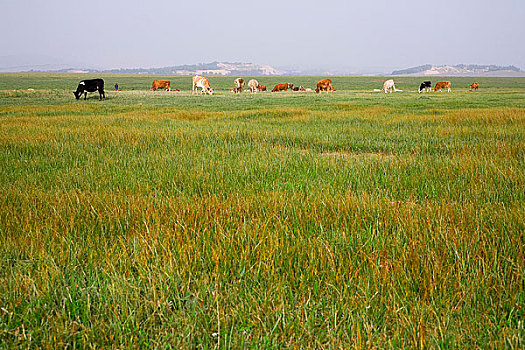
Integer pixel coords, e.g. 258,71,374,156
0,74,524,348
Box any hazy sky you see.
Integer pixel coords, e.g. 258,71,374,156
1,0,524,72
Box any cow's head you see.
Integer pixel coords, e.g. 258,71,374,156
73,91,81,100
287,83,294,90
207,87,214,95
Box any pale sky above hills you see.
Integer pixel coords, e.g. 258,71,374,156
1,0,524,73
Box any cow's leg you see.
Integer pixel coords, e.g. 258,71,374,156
84,92,87,100
448,87,451,92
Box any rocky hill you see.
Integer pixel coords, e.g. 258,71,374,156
391,64,524,77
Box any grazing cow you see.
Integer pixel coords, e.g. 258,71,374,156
382,79,402,93
434,81,451,92
73,79,105,100
418,81,432,93
315,78,336,93
248,79,259,93
233,78,245,93
258,85,267,91
152,80,171,91
469,82,479,90
272,83,290,92
192,75,213,95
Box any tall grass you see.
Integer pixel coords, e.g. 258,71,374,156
0,74,524,348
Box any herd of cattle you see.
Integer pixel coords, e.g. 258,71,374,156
73,76,480,101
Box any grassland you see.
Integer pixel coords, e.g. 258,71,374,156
0,73,524,348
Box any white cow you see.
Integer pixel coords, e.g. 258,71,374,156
248,79,259,93
382,79,402,93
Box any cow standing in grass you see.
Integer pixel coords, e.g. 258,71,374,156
382,79,402,93
315,79,336,93
233,78,245,93
73,79,105,100
419,81,432,93
272,83,290,92
434,81,452,92
192,75,213,95
152,80,171,91
248,79,259,93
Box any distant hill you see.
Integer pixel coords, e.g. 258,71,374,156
391,64,524,77
53,62,284,76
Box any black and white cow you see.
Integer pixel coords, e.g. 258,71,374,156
418,81,432,93
73,79,105,100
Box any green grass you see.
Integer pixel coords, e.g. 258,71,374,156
0,73,524,348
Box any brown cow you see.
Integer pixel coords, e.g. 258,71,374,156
272,83,290,92
258,85,267,91
469,83,479,90
152,80,171,91
434,81,451,92
315,78,336,93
